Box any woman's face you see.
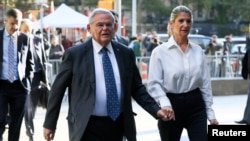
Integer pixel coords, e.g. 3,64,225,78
51,37,58,45
170,12,192,38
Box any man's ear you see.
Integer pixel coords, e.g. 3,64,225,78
114,22,118,32
87,24,91,34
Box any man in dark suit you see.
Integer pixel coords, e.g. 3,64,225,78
110,10,129,46
246,33,250,51
20,19,49,141
235,49,250,125
0,8,34,141
74,27,89,45
43,8,169,141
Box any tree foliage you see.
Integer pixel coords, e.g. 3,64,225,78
0,0,17,8
1,0,250,26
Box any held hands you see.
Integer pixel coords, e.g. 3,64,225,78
157,106,175,121
44,128,55,141
209,119,219,125
157,106,219,124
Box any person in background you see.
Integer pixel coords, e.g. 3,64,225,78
217,34,233,77
49,35,64,75
147,5,219,141
43,8,169,141
142,31,151,55
142,31,151,45
151,31,158,40
142,34,159,56
110,10,129,46
74,27,88,45
35,30,51,58
20,19,49,141
49,35,64,60
223,34,233,55
132,33,143,57
246,33,250,51
235,49,250,125
205,35,223,77
0,8,34,141
61,35,73,50
205,35,222,56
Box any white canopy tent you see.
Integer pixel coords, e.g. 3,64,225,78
34,3,89,29
32,3,89,64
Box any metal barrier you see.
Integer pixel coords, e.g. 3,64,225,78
45,62,53,84
206,53,244,78
47,59,62,84
45,54,245,85
136,54,244,83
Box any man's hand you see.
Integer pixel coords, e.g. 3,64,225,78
157,106,175,121
44,128,55,141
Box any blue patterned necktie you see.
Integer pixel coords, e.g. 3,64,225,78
101,47,120,121
8,36,15,83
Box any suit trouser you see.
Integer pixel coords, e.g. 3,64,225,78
24,72,43,137
0,80,27,141
242,81,250,123
81,114,124,141
158,88,207,141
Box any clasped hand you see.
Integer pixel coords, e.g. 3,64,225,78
44,128,55,141
157,106,175,121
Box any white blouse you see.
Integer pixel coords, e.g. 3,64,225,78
147,36,216,120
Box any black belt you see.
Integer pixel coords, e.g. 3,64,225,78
91,115,110,120
91,113,123,121
167,88,200,95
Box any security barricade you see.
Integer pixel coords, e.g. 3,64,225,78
45,55,245,85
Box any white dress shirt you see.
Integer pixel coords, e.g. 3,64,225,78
92,39,122,116
147,36,216,120
0,29,18,81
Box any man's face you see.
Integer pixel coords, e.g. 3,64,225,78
81,29,87,39
4,16,21,35
87,12,117,46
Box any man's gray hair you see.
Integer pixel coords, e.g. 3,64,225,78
88,8,115,24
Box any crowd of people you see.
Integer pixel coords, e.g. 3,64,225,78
1,5,250,141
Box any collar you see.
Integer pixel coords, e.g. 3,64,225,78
92,39,113,54
4,29,18,38
167,36,192,50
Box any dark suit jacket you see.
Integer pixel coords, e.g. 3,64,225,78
43,38,160,141
242,49,250,80
32,35,47,82
115,34,129,46
0,29,34,90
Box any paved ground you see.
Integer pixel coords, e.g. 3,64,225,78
3,94,248,141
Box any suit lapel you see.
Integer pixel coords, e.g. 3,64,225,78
111,41,125,90
84,39,96,89
17,32,28,62
34,39,43,65
17,31,24,52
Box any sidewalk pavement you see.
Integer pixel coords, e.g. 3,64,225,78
3,94,248,141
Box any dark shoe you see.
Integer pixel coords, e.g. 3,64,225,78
29,136,34,141
235,120,247,124
26,130,34,141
